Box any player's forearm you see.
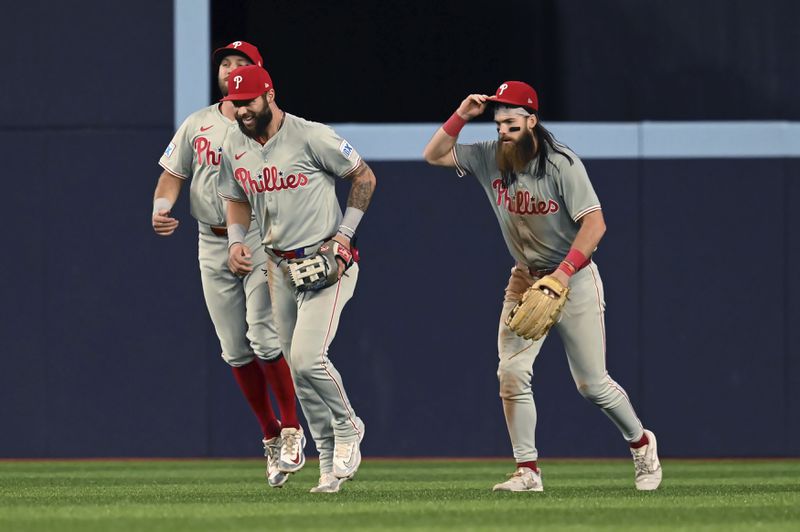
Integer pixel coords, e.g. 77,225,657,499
226,200,252,230
570,210,606,258
153,170,183,206
346,163,376,212
422,128,458,164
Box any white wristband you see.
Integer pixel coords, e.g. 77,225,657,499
338,207,364,238
153,197,173,216
227,223,247,249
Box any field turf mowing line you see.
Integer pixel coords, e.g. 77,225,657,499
1,459,799,531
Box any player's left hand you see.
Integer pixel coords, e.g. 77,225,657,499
331,233,351,279
551,269,571,288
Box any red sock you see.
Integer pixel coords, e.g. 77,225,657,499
261,355,300,429
630,433,649,449
231,360,281,439
517,460,539,473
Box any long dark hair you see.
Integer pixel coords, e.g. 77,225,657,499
500,114,574,187
533,118,573,177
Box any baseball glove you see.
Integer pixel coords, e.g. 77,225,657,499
287,239,353,292
505,275,570,340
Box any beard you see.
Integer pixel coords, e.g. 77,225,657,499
218,76,228,96
496,129,536,179
236,97,273,139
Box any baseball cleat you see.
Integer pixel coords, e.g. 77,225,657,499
333,418,365,479
492,467,544,492
631,429,662,490
309,472,348,493
278,427,307,473
263,436,289,488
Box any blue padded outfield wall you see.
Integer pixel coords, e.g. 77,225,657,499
2,154,798,459
1,0,798,458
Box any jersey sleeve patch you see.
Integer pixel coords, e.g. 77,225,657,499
163,142,176,159
339,139,355,160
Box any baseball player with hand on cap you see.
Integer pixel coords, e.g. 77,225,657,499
423,81,662,492
151,41,301,488
217,65,376,493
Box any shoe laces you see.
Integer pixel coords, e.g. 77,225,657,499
263,437,280,459
319,473,337,485
283,430,301,455
508,467,529,479
335,440,355,460
632,447,654,474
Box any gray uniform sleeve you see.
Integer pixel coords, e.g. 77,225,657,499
452,141,494,178
158,118,194,179
217,144,248,203
554,155,601,221
308,125,362,178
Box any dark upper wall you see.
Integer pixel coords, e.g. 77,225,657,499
2,1,173,129
211,0,799,123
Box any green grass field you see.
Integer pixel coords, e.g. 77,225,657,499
1,459,799,531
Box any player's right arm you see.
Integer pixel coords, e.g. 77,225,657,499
153,118,194,236
225,199,254,275
422,94,491,167
151,170,183,236
218,147,255,276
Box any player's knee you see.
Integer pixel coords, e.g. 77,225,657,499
285,347,317,379
253,345,283,363
221,350,256,367
497,365,531,399
576,381,613,404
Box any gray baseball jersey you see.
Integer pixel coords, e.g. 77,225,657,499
453,141,600,270
159,104,235,226
156,103,280,364
450,140,646,467
218,112,366,475
218,113,362,250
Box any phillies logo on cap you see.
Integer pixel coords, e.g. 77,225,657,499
212,40,264,68
221,65,274,102
492,81,538,111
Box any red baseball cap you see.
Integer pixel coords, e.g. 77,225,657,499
221,65,273,102
212,40,263,68
491,81,538,112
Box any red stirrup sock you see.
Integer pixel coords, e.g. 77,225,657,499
231,360,281,439
261,355,300,429
517,460,539,473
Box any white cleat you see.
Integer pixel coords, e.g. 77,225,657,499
333,418,365,479
278,427,307,474
309,472,348,493
492,467,544,492
263,436,289,488
632,429,663,491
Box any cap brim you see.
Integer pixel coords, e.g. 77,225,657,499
220,92,264,102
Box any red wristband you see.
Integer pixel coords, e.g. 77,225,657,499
442,112,467,137
565,248,589,269
557,260,577,277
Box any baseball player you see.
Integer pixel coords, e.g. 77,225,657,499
216,65,376,494
151,41,300,488
422,81,662,492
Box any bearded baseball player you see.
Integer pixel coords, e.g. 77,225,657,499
217,65,376,493
423,81,662,492
151,41,301,488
